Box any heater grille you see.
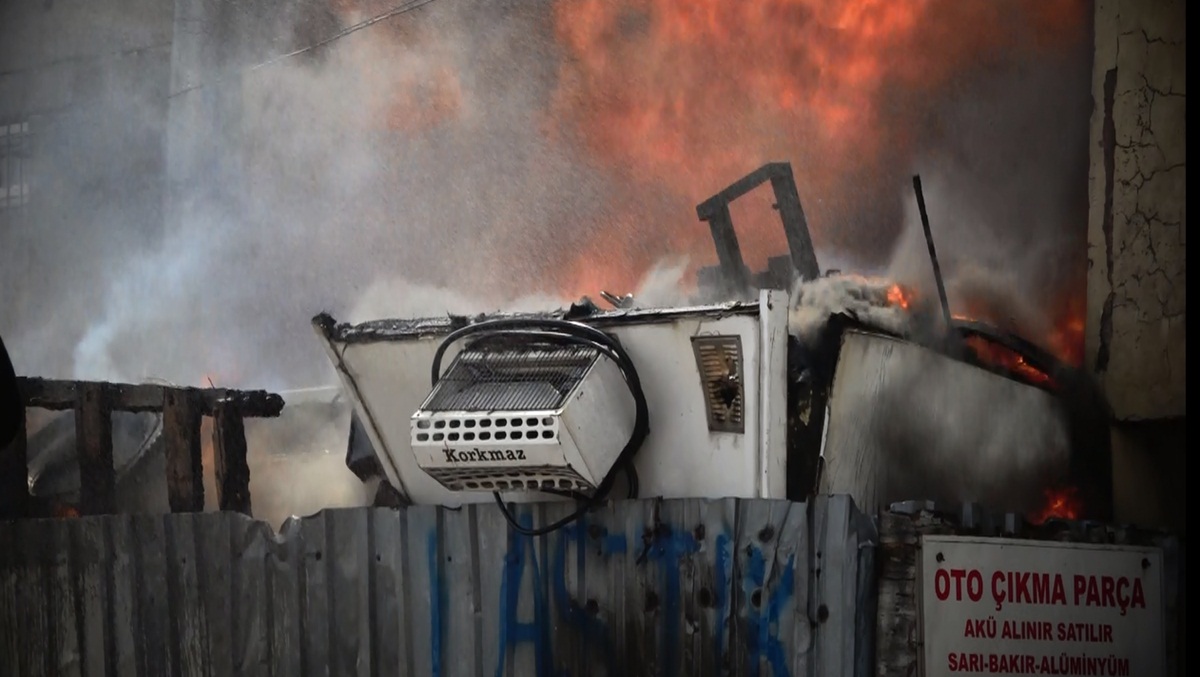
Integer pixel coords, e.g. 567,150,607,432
412,414,558,444
692,335,745,433
424,344,600,411
424,464,592,492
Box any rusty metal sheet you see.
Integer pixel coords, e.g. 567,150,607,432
0,497,875,677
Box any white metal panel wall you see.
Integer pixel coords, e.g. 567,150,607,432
322,291,790,506
819,330,1072,515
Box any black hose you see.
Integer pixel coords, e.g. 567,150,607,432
431,318,650,537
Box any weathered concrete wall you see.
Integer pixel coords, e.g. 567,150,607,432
1086,0,1186,420
1087,0,1186,536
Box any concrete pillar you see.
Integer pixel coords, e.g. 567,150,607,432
1086,0,1186,533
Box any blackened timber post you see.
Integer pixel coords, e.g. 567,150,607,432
75,382,115,515
163,388,204,512
212,400,251,515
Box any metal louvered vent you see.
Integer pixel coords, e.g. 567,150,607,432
424,344,600,411
691,335,745,433
411,333,635,493
423,465,591,493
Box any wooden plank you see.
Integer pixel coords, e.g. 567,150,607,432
68,518,107,677
299,512,331,677
162,389,204,513
46,519,81,677
368,508,405,677
18,377,285,417
769,166,820,281
623,501,652,673
129,515,172,673
695,499,739,677
404,505,439,677
166,514,208,677
473,503,507,677
545,502,584,677
106,517,138,675
230,517,270,675
14,519,52,676
195,513,234,676
327,509,371,677
773,500,810,677
75,383,115,515
0,520,21,675
440,505,480,677
267,519,303,677
212,401,252,515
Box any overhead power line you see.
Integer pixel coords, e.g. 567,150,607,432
168,0,441,100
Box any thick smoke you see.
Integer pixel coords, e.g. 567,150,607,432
787,274,912,348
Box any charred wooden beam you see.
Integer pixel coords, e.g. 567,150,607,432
75,383,115,515
911,175,953,331
0,413,31,519
701,201,752,296
162,389,204,512
768,164,820,281
696,162,820,293
212,401,252,515
17,378,284,417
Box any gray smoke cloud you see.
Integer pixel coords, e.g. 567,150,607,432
787,274,913,347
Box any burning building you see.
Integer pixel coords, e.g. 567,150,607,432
312,162,1114,526
0,0,1185,532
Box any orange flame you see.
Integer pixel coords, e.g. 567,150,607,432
52,502,81,519
961,334,1053,387
549,0,1089,295
886,284,911,310
1028,485,1083,524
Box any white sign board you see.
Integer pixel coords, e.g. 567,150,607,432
919,536,1164,677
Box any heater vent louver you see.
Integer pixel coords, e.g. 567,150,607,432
412,337,635,494
424,464,591,493
692,335,745,433
424,345,600,411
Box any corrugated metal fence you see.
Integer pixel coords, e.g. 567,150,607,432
0,496,876,677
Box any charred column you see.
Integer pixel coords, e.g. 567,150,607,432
696,162,821,298
212,400,251,515
163,388,204,512
75,382,115,515
768,163,820,281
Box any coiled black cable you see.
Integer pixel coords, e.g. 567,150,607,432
431,318,650,536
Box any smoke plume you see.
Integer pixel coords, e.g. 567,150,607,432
787,274,912,347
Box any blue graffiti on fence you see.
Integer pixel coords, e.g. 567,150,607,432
549,519,627,676
714,533,797,677
713,534,733,669
428,530,447,677
495,512,554,677
640,525,701,676
474,512,798,677
743,547,796,677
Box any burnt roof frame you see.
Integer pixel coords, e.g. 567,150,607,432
695,162,821,296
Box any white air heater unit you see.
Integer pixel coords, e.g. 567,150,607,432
314,290,788,506
410,340,636,493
